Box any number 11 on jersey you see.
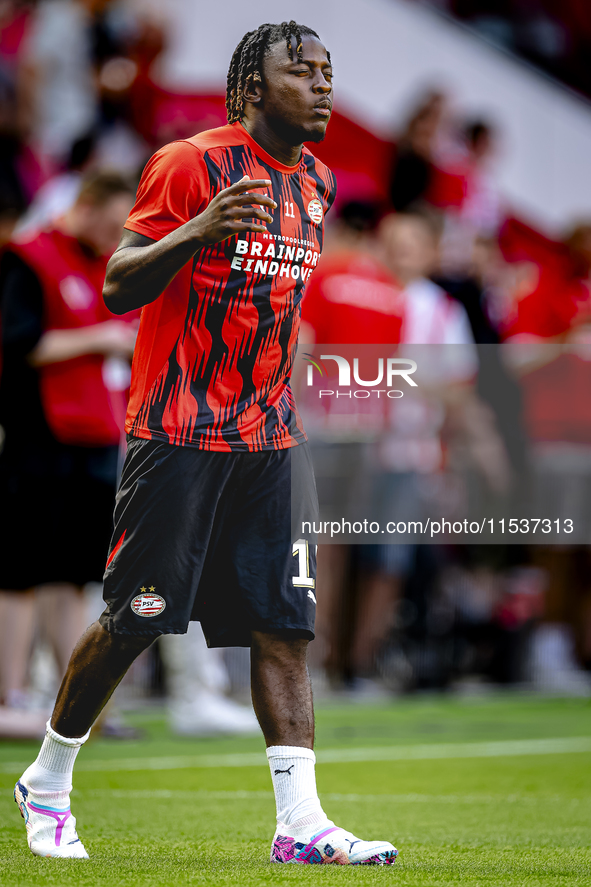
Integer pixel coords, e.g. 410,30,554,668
284,201,295,219
292,539,315,587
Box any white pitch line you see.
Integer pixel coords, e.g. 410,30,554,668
77,789,588,806
317,736,591,763
83,789,274,800
1,736,590,775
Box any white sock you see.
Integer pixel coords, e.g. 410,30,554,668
21,720,91,794
267,745,328,829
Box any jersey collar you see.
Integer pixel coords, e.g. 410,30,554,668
235,122,304,174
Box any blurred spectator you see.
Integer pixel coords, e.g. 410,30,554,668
345,211,481,687
300,201,403,346
390,90,447,212
0,171,136,721
527,548,591,694
435,235,531,503
160,624,259,736
17,0,161,177
378,210,474,346
391,91,506,283
20,0,99,166
16,131,97,234
92,0,162,174
459,119,502,237
435,235,502,344
509,343,591,694
301,207,503,691
300,202,404,683
500,219,591,340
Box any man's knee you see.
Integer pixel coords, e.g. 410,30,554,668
90,621,155,660
251,629,310,662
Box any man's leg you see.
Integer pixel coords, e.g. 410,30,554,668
50,621,153,737
15,621,152,858
251,630,397,865
251,631,313,748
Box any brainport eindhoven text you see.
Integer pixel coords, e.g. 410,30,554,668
231,235,319,281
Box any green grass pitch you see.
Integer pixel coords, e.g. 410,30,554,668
1,695,590,886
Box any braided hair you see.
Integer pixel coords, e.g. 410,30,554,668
226,21,330,124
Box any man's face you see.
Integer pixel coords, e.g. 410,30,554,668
256,35,333,145
74,193,134,256
380,216,438,284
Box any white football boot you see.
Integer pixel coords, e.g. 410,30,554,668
271,819,398,865
14,778,89,859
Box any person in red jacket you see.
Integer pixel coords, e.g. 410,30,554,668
0,172,136,720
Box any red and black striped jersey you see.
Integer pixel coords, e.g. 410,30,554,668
124,122,337,451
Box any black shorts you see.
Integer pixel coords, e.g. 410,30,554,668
99,437,318,647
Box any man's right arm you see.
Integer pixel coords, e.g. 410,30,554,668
103,177,277,316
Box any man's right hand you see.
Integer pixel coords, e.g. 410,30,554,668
189,176,277,246
104,177,278,316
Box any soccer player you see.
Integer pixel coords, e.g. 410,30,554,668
14,22,398,866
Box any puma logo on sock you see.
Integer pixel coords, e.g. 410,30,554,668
274,765,295,776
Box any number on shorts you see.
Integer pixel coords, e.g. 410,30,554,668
292,540,315,588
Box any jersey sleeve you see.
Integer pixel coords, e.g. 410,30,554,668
326,169,338,213
125,141,210,241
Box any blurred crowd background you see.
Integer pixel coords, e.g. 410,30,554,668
1,0,591,742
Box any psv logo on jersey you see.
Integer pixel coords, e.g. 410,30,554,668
307,197,324,225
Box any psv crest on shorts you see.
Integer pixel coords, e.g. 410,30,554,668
307,196,324,225
130,589,166,617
